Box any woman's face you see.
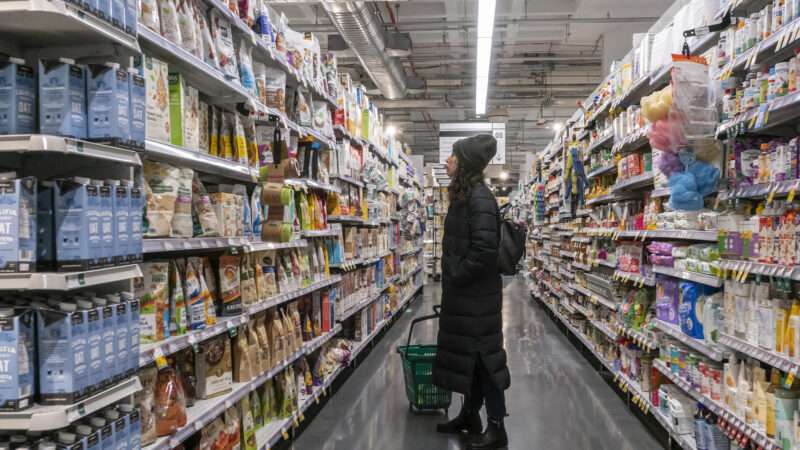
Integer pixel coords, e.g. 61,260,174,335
446,153,458,178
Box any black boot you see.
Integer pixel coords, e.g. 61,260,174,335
436,407,482,435
468,418,508,450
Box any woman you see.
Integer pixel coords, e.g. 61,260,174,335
433,134,510,450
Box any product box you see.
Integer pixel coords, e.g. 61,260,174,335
109,180,129,264
168,73,200,150
128,71,146,149
0,174,36,272
87,64,130,146
655,275,680,325
143,56,170,144
36,181,55,271
96,298,116,387
0,307,34,411
38,59,87,139
96,180,114,267
36,303,89,404
96,0,110,21
128,184,143,262
0,58,36,135
106,293,129,381
75,299,101,397
54,178,98,271
124,0,136,35
125,293,140,376
110,0,125,29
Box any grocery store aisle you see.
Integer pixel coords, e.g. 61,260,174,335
294,276,661,450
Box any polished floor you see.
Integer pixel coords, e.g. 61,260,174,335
294,276,662,450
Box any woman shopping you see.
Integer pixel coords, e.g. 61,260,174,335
433,134,510,450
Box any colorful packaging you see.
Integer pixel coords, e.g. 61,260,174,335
143,56,171,143
168,73,200,150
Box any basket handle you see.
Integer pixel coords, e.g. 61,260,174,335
405,304,441,349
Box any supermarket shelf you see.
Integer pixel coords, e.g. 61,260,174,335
611,171,654,192
720,259,800,280
612,127,650,155
597,259,616,269
613,270,654,287
617,229,717,242
300,228,341,238
614,323,658,350
571,236,593,244
719,332,800,373
400,266,424,284
0,0,139,59
337,289,384,322
586,163,617,180
728,15,800,78
0,376,141,431
586,132,615,154
730,0,772,17
329,251,391,269
559,251,575,258
612,76,652,110
562,283,575,295
144,139,256,183
574,283,618,311
576,208,592,217
330,174,365,188
591,320,619,341
720,179,800,202
654,360,780,450
0,134,142,165
144,237,309,255
0,264,142,290
243,239,309,253
327,215,364,224
139,276,342,367
400,247,423,257
572,261,591,271
284,178,341,194
651,187,671,198
654,320,724,361
652,265,723,288
585,193,618,205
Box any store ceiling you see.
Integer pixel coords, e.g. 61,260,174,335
274,0,671,185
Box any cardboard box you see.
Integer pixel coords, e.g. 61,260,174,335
0,174,36,272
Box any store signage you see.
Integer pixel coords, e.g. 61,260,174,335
439,122,506,165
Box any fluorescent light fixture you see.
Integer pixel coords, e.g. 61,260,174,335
386,125,397,136
552,122,563,131
475,0,496,115
499,171,509,180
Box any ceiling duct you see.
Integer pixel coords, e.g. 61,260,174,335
322,2,408,99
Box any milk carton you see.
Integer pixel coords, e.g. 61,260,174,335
128,71,146,149
0,174,36,272
87,64,129,146
110,0,125,30
38,59,87,139
0,307,34,411
36,302,88,404
77,299,102,395
110,181,129,264
128,184,143,262
88,417,114,450
124,0,136,35
94,180,113,267
73,424,100,450
103,409,126,450
37,181,55,271
104,294,128,381
54,178,97,271
118,404,140,450
124,292,139,375
0,58,35,135
57,432,83,450
91,298,115,387
95,0,111,22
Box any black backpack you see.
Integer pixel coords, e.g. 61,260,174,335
497,204,527,275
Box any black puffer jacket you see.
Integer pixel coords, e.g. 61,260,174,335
433,183,510,394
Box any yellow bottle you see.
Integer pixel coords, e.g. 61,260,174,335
767,369,781,437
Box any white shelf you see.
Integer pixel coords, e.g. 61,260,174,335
0,134,141,165
591,320,619,341
327,215,364,224
571,261,591,271
330,174,365,188
654,320,724,361
400,247,423,257
617,229,717,242
143,237,247,253
611,171,654,192
614,323,657,350
144,139,256,183
0,264,142,290
301,228,341,238
719,259,800,281
586,163,616,180
613,270,654,287
652,265,722,288
0,376,141,431
284,178,341,194
243,240,309,253
719,332,800,373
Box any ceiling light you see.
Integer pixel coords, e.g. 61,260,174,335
499,171,509,180
475,0,496,116
552,122,563,131
386,125,397,136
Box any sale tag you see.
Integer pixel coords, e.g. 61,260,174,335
154,348,168,369
788,180,800,203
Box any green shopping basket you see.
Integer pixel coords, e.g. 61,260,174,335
396,304,452,412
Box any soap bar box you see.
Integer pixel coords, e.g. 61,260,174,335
0,57,36,135
0,174,37,273
0,307,34,411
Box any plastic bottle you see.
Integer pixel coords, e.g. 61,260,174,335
695,404,709,450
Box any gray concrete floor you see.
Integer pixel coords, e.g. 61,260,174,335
293,276,662,450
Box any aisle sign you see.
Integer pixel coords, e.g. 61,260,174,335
439,122,506,164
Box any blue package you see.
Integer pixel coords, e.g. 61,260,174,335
128,184,143,262
36,302,88,404
74,424,101,450
678,281,716,340
110,181,129,264
38,59,87,139
0,174,36,272
54,177,96,271
93,180,113,267
0,58,35,135
87,65,130,145
103,409,127,450
118,404,140,450
124,292,139,375
128,71,145,149
37,181,55,271
81,0,96,14
77,299,103,394
110,0,125,29
95,0,111,21
104,293,128,381
92,297,115,387
124,0,136,35
0,307,34,411
89,417,114,450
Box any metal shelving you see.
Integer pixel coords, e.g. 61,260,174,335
654,320,724,361
0,265,142,290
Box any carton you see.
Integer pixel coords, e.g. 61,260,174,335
118,404,140,450
0,307,34,411
105,293,129,380
124,0,137,35
128,184,143,262
95,180,113,267
124,292,139,375
96,0,111,22
88,417,114,450
110,0,125,30
77,299,103,393
128,71,146,149
168,73,200,150
143,56,170,144
53,177,98,271
109,180,129,264
103,409,127,450
37,181,55,271
38,59,87,139
92,297,115,387
0,174,36,272
74,424,101,450
0,58,35,135
87,64,130,146
36,303,89,404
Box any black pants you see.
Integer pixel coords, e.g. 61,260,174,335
464,358,507,419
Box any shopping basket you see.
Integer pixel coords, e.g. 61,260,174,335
396,304,452,412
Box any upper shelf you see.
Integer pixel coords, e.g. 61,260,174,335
0,134,141,166
0,265,143,290
143,139,257,183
